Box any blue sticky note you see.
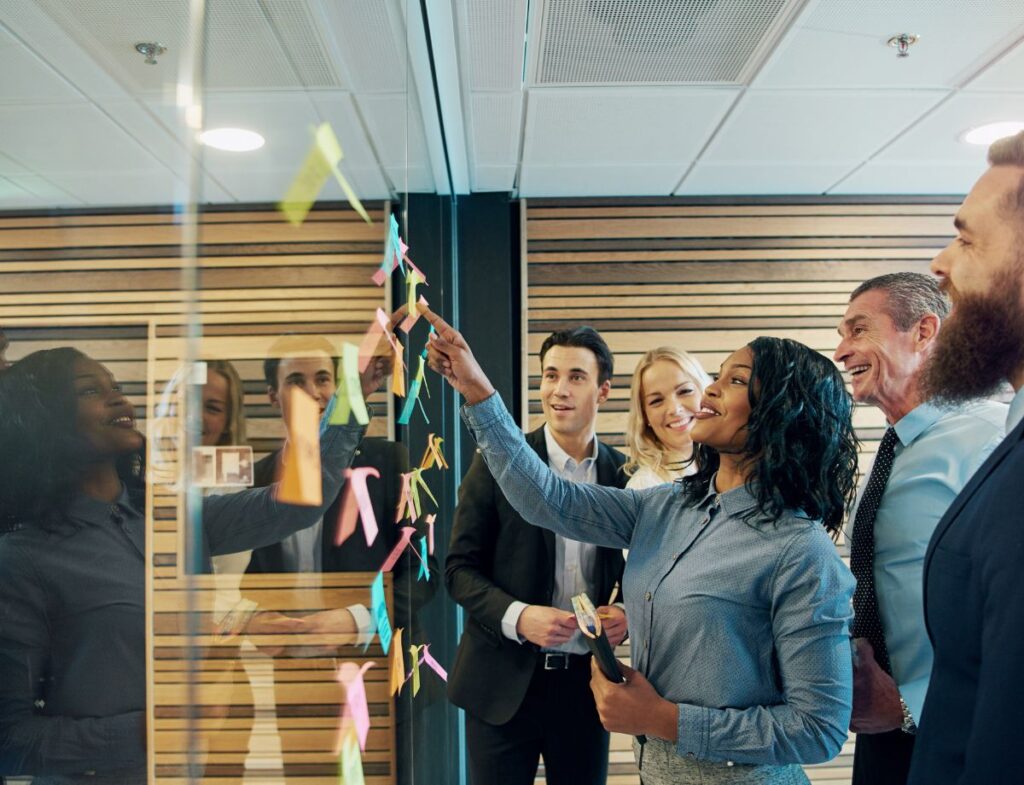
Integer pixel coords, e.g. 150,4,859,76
417,536,430,581
397,379,421,425
371,571,393,655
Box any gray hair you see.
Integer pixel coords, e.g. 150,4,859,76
849,272,950,331
988,130,1024,216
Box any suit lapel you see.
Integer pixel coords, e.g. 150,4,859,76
525,428,556,569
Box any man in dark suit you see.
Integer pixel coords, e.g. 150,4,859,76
907,130,1024,785
446,326,628,785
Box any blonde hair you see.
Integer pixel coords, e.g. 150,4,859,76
206,359,247,447
623,346,711,479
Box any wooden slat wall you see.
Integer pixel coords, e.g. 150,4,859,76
0,205,398,784
525,197,960,785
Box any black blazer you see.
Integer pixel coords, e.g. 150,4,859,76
247,438,438,629
908,416,1024,785
444,427,627,725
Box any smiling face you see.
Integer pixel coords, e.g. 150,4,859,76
640,359,702,456
833,288,934,422
268,353,337,415
691,346,754,454
73,356,144,459
201,370,230,446
539,345,610,442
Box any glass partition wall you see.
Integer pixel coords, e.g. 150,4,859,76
0,1,456,783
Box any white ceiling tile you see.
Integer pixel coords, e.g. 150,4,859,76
0,25,83,103
677,161,855,195
0,150,29,176
522,88,738,165
310,92,385,169
55,170,188,207
357,93,434,175
519,163,681,196
5,174,82,206
831,161,983,194
0,102,166,174
871,92,1024,163
966,40,1024,91
211,165,389,204
472,165,517,192
699,90,946,163
467,92,522,167
384,164,435,193
0,176,31,206
456,0,527,91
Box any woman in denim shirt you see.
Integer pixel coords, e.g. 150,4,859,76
424,308,858,785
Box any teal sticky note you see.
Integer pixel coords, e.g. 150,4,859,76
371,571,392,655
417,536,430,581
397,379,421,425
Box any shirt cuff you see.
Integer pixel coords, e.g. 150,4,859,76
347,603,373,646
501,601,529,643
461,391,505,430
676,702,710,760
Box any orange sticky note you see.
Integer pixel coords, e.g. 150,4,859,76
390,627,405,696
391,341,405,397
277,387,321,506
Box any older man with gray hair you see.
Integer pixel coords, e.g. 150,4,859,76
833,271,1006,785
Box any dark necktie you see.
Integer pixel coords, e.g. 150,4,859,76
850,427,899,674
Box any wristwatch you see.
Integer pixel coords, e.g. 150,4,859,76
898,694,917,735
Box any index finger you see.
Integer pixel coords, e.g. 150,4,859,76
419,305,458,343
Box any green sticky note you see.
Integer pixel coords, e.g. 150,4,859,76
329,343,369,426
338,726,365,785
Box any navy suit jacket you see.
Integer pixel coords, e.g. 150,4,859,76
908,415,1024,785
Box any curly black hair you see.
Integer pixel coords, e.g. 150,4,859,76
0,348,144,530
683,337,859,537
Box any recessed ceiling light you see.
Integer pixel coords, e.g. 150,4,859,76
198,128,265,152
962,121,1024,146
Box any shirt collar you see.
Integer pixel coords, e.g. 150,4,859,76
543,424,598,472
67,484,138,526
697,473,760,517
1008,386,1024,435
891,401,946,447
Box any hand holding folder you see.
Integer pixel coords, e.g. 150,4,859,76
572,592,647,746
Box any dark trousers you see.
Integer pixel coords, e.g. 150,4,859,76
465,654,609,785
852,729,916,785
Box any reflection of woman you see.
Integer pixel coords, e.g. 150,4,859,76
423,308,858,784
0,348,365,782
624,347,711,490
202,359,247,448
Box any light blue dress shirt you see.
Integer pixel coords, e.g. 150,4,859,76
1007,386,1024,435
848,399,1006,721
463,393,855,766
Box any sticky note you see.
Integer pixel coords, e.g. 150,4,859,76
396,379,420,425
420,644,448,682
399,265,427,333
279,122,370,227
371,572,392,655
425,513,436,555
419,434,448,471
408,644,423,697
338,725,365,785
334,467,381,547
417,536,430,581
372,215,404,286
389,627,405,696
336,661,375,752
391,340,405,398
277,387,321,506
379,526,416,572
328,342,370,426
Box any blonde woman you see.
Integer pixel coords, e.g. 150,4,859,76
624,347,711,490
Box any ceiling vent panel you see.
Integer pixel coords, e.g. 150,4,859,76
32,0,345,92
458,0,528,91
534,0,801,85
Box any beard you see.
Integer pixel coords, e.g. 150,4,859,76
922,262,1024,405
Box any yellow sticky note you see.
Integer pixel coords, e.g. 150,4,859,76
279,122,371,226
338,725,365,785
391,342,405,398
390,627,405,696
277,387,322,506
408,644,423,697
329,343,370,426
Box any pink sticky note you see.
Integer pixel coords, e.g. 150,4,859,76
400,294,429,333
420,644,448,682
395,471,415,523
380,526,416,572
336,661,375,752
335,467,381,547
357,309,387,372
425,513,436,555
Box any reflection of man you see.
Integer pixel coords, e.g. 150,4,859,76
446,327,627,785
248,335,436,637
907,131,1024,785
834,273,1005,785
